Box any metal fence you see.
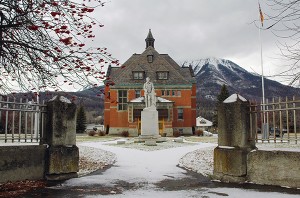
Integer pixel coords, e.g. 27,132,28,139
250,96,300,144
0,96,47,144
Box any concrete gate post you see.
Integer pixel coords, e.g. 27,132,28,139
44,95,79,180
213,94,256,183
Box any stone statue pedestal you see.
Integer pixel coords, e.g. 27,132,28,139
135,106,166,143
141,106,159,136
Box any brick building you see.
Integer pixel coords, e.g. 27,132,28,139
104,30,196,136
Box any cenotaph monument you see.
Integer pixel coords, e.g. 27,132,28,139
137,77,165,143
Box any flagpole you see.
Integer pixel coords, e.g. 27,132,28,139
259,22,266,124
258,1,267,139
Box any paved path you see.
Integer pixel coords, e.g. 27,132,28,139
25,141,300,198
74,142,215,184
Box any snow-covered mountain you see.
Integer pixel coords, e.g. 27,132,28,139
181,58,299,120
182,57,299,102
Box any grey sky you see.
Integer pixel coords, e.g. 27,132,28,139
91,0,288,84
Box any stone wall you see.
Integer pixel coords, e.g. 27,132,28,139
247,150,300,188
213,146,248,183
173,127,193,135
0,95,79,183
0,145,47,183
213,94,300,188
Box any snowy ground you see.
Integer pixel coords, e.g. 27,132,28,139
68,136,300,198
78,136,300,178
78,137,217,177
80,139,215,182
78,145,116,177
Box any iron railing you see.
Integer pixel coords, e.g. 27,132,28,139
0,96,47,144
250,96,300,144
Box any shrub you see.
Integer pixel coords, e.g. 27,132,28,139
121,130,129,137
98,130,105,136
195,129,203,136
88,130,97,136
173,130,180,137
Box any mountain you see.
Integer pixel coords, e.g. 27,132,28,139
181,57,300,120
182,57,299,100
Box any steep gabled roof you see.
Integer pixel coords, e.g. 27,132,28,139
108,46,195,88
156,64,169,72
107,30,195,88
132,64,145,72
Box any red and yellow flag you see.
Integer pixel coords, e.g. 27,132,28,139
259,3,264,27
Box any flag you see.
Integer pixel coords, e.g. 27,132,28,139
259,3,264,27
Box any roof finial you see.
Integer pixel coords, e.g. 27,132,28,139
145,29,155,49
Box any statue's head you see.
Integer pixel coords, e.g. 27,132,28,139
146,77,150,82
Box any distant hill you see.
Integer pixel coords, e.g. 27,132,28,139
5,86,105,117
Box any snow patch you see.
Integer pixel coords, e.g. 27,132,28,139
130,97,172,103
49,95,72,103
223,93,247,103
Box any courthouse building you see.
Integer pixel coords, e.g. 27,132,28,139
104,30,196,136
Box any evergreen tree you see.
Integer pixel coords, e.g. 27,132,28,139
76,105,87,133
217,84,230,105
213,84,230,127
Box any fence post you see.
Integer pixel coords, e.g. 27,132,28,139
44,95,78,181
213,94,256,183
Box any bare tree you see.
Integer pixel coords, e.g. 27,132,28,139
264,0,300,86
0,0,118,94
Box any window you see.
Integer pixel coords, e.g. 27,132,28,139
135,90,141,98
133,72,144,80
162,90,180,97
178,108,183,120
157,72,168,80
200,120,206,124
158,109,168,120
118,90,127,110
179,129,183,134
147,55,153,63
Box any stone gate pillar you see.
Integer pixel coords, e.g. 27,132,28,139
213,94,256,183
44,95,79,180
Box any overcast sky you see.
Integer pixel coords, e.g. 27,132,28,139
90,0,292,85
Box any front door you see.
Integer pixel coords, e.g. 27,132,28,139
159,119,164,135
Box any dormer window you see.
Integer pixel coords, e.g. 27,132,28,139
133,71,144,80
147,55,153,63
157,71,168,80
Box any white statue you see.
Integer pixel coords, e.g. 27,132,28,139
143,77,156,108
